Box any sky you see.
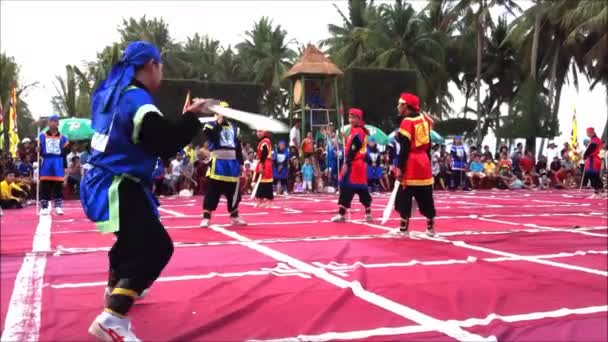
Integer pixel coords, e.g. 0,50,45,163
1,0,606,149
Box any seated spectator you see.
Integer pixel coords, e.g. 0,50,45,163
483,157,497,181
467,155,486,188
18,155,34,178
66,156,82,195
501,172,534,190
497,153,512,176
539,169,551,190
0,171,27,209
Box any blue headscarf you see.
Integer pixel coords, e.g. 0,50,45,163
91,41,161,118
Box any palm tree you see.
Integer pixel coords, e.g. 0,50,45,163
370,0,447,111
321,0,378,68
236,17,297,117
52,65,91,117
170,34,223,80
450,0,522,145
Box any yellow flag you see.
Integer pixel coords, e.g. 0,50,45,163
569,107,580,163
8,84,19,157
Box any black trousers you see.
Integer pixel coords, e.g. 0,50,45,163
395,185,436,219
203,178,241,214
40,180,63,201
585,172,603,192
255,182,274,200
338,186,372,208
107,178,173,293
0,199,22,209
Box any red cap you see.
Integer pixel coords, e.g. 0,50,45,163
348,108,363,119
587,127,595,135
398,93,420,112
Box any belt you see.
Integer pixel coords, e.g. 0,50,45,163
84,163,141,183
211,150,237,160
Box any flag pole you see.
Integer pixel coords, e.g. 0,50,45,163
36,123,41,215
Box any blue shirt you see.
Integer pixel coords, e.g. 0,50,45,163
470,161,483,173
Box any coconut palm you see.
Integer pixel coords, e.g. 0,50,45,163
52,65,91,118
321,0,379,68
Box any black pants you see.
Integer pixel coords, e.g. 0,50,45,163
338,186,372,209
256,182,274,200
395,185,436,219
451,170,465,189
0,199,22,209
203,178,241,215
585,172,603,192
40,180,63,209
107,178,173,294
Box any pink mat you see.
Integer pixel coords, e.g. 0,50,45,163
1,190,607,341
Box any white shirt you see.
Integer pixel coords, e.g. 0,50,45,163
289,126,301,148
171,159,184,177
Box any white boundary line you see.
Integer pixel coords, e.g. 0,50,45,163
358,221,608,277
47,249,608,289
208,224,495,342
477,217,608,238
250,305,608,342
1,215,51,342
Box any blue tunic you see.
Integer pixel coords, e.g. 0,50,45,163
39,131,68,181
204,121,241,182
80,85,160,233
272,148,289,180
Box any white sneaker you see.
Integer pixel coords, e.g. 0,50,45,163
55,207,64,215
88,311,141,342
199,218,210,228
231,217,247,226
39,208,50,216
330,215,345,223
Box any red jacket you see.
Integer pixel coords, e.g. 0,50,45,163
339,125,368,188
398,114,433,186
585,136,603,173
256,137,273,182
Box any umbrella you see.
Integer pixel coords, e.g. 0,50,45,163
44,117,94,141
388,129,445,144
342,124,389,145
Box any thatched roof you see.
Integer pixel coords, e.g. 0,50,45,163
284,44,343,79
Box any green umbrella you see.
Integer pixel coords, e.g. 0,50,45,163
44,117,94,141
388,130,445,144
342,124,389,145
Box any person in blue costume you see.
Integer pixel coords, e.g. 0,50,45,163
81,41,212,341
272,140,289,194
199,101,247,228
38,114,71,215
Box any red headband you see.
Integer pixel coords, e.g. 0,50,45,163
348,108,363,119
587,127,595,135
398,92,420,112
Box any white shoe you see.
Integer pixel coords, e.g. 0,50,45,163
199,218,210,228
55,207,64,215
231,217,247,226
330,215,345,223
39,208,50,216
88,311,141,341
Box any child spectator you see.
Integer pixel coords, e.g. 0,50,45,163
1,171,27,209
302,158,314,192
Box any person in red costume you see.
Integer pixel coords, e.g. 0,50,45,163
331,108,373,222
393,92,436,236
583,127,604,197
254,129,274,207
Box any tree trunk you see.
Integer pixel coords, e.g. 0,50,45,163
603,87,608,141
526,6,542,156
463,86,470,119
475,7,484,146
538,46,560,159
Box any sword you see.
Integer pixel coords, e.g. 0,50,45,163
250,173,262,200
208,105,289,133
381,181,400,224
